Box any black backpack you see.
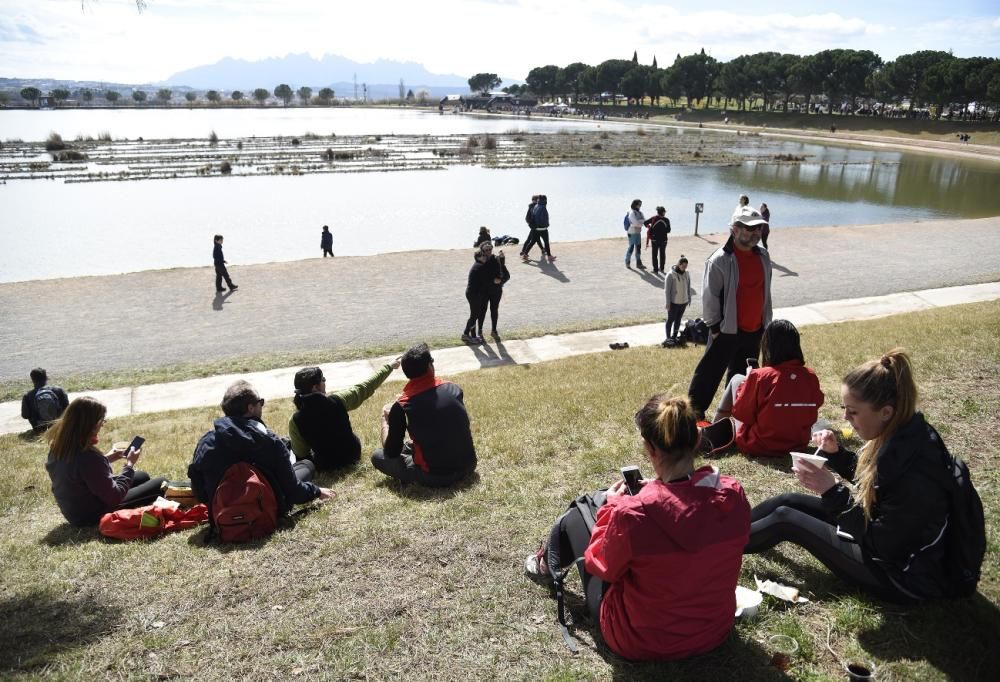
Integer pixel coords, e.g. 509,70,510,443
545,494,601,652
938,434,986,597
34,387,62,424
683,318,710,345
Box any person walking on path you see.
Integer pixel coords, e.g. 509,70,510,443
688,206,772,418
758,204,771,250
477,241,511,339
213,234,238,292
520,195,539,261
645,206,671,275
462,246,491,344
625,199,646,269
532,195,556,262
321,225,334,258
663,256,694,346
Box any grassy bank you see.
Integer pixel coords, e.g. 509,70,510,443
1,301,997,680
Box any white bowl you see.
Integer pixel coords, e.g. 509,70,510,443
735,585,762,619
790,451,828,468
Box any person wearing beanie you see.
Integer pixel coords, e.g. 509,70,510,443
288,358,400,470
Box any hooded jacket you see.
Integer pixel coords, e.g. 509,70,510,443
732,360,824,456
584,466,750,660
532,197,549,230
822,412,957,600
702,235,772,335
664,266,694,307
189,416,319,515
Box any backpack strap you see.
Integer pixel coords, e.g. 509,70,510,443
551,495,600,652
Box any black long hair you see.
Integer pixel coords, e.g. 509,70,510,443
760,319,805,367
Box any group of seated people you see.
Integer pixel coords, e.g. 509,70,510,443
44,342,477,527
40,327,982,663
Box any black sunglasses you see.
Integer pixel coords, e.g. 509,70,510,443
737,223,762,232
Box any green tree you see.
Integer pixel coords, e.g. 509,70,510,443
81,88,93,103
406,88,415,101
185,92,197,103
274,83,293,106
50,88,71,104
205,90,220,104
526,65,561,100
834,50,882,111
317,87,334,104
156,88,172,103
671,49,719,107
560,62,591,102
231,90,244,101
132,90,147,104
788,55,825,113
660,65,683,105
468,73,502,94
253,88,270,105
718,56,753,110
882,50,953,110
620,65,649,103
595,59,632,104
20,87,41,105
105,90,120,105
297,86,312,105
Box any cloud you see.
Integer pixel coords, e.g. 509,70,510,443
0,19,46,44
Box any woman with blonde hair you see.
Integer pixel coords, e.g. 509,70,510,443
525,394,750,660
45,397,166,526
745,349,984,601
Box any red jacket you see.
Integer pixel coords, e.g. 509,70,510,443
583,466,750,661
733,360,824,456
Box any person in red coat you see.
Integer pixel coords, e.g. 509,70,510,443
525,394,751,660
710,319,824,456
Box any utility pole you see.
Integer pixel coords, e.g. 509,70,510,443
353,73,358,101
363,83,367,103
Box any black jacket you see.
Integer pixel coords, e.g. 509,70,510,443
291,392,360,469
384,381,476,477
482,254,510,293
189,416,319,515
466,261,491,298
213,243,225,266
822,412,953,599
21,385,69,429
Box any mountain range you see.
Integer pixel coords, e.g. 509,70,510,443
165,53,481,92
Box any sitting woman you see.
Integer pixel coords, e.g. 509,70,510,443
746,349,982,602
45,397,166,526
703,319,824,456
525,394,750,660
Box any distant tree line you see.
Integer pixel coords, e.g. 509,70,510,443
16,84,339,107
499,50,1000,119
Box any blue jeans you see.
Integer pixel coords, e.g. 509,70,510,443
624,233,642,265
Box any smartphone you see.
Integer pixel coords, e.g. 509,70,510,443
125,435,145,455
746,357,760,370
621,465,643,495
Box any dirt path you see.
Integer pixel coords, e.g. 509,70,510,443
2,218,998,382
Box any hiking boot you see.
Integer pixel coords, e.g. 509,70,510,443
524,545,552,585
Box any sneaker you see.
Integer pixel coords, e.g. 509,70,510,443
475,336,486,344
461,333,476,344
524,545,552,585
229,284,239,290
490,330,501,339
548,255,557,262
625,262,632,268
636,263,647,270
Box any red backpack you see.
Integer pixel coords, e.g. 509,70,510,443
99,504,208,541
211,462,279,543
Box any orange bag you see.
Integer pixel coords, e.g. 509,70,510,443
99,503,208,541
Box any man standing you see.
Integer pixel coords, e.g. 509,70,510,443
520,195,539,261
213,234,238,292
321,225,334,258
21,368,69,431
688,206,773,418
371,343,477,487
288,358,400,470
532,195,556,263
189,380,334,513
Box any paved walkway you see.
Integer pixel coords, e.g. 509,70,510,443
2,280,997,435
2,218,999,386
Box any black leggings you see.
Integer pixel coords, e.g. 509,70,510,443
119,471,168,509
651,240,667,271
482,288,502,333
745,493,905,602
464,292,486,336
536,230,552,257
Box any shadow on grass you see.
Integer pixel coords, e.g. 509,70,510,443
857,593,1000,681
376,471,481,500
41,523,103,546
17,428,42,442
553,588,792,680
0,589,121,672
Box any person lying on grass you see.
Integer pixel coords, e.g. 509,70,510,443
45,397,166,526
525,394,751,660
700,319,824,456
745,349,985,602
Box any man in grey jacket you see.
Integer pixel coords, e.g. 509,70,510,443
688,206,772,417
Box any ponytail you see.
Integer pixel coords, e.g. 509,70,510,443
844,349,917,520
634,394,699,464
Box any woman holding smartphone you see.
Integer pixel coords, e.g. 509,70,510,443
745,349,983,601
525,394,750,660
46,396,166,526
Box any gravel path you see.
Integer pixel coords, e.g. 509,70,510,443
2,217,998,382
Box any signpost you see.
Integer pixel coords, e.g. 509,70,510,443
694,203,704,236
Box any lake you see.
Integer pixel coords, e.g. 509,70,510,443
2,109,999,283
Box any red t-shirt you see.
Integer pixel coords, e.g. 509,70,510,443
733,248,764,332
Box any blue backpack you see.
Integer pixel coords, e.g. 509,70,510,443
623,214,630,231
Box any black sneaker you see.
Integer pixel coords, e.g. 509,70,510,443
229,284,239,290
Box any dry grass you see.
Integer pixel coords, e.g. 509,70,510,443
1,302,997,680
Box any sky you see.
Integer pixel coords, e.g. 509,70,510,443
1,0,998,84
